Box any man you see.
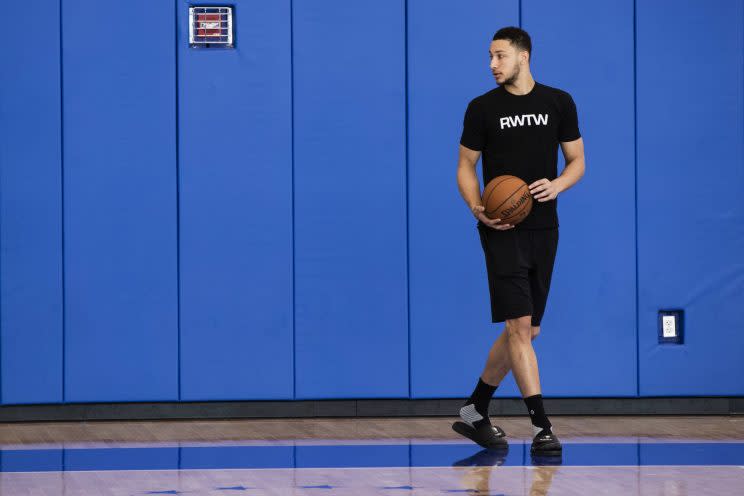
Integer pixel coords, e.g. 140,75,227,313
454,27,585,455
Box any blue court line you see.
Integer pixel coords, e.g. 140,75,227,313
0,442,742,472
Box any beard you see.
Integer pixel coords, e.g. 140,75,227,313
499,63,521,86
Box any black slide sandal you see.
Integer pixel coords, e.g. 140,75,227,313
452,421,508,449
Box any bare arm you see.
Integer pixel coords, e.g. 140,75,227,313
553,137,585,194
456,144,513,229
529,137,586,201
456,144,483,211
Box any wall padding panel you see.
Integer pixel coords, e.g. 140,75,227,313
522,0,637,396
0,1,64,404
293,0,408,398
410,0,637,398
637,0,744,395
63,0,178,401
408,0,520,398
178,0,294,400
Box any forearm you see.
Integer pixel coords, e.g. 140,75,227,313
457,162,483,210
553,157,585,194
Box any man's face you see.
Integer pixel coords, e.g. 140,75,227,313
489,39,525,86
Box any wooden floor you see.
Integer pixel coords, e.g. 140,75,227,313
0,416,742,496
0,415,742,446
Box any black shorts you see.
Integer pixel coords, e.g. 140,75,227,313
477,223,559,327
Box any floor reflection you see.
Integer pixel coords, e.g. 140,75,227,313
0,440,742,495
454,447,561,496
0,440,743,472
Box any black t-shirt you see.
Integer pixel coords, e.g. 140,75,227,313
460,81,581,230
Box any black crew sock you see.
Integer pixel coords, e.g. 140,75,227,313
524,394,551,433
463,377,498,421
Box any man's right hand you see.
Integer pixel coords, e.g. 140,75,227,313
471,205,515,230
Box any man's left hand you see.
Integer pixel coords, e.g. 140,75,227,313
528,178,560,202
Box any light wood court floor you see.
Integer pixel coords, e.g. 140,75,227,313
0,415,742,446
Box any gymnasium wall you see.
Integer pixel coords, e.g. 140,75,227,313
0,0,741,405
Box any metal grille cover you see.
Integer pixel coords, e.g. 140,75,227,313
189,7,233,48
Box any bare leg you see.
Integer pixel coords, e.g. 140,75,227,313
480,322,541,387
503,315,542,397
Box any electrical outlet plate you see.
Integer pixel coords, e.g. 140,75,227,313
658,309,684,344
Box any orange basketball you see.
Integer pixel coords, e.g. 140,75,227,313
481,175,533,225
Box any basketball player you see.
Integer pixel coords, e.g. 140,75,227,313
454,27,585,455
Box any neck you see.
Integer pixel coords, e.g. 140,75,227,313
503,73,535,95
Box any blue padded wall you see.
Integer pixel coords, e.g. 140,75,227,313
408,0,520,398
293,0,409,398
62,0,178,401
522,0,637,396
178,0,294,400
0,0,742,403
0,1,64,404
637,0,744,395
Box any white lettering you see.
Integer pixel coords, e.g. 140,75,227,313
499,113,549,130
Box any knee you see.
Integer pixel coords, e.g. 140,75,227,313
531,326,540,341
505,316,532,342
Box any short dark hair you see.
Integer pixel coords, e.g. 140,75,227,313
492,27,532,58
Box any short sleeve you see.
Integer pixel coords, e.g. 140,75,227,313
558,92,581,142
460,99,486,151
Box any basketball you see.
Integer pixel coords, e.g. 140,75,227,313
481,175,533,225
